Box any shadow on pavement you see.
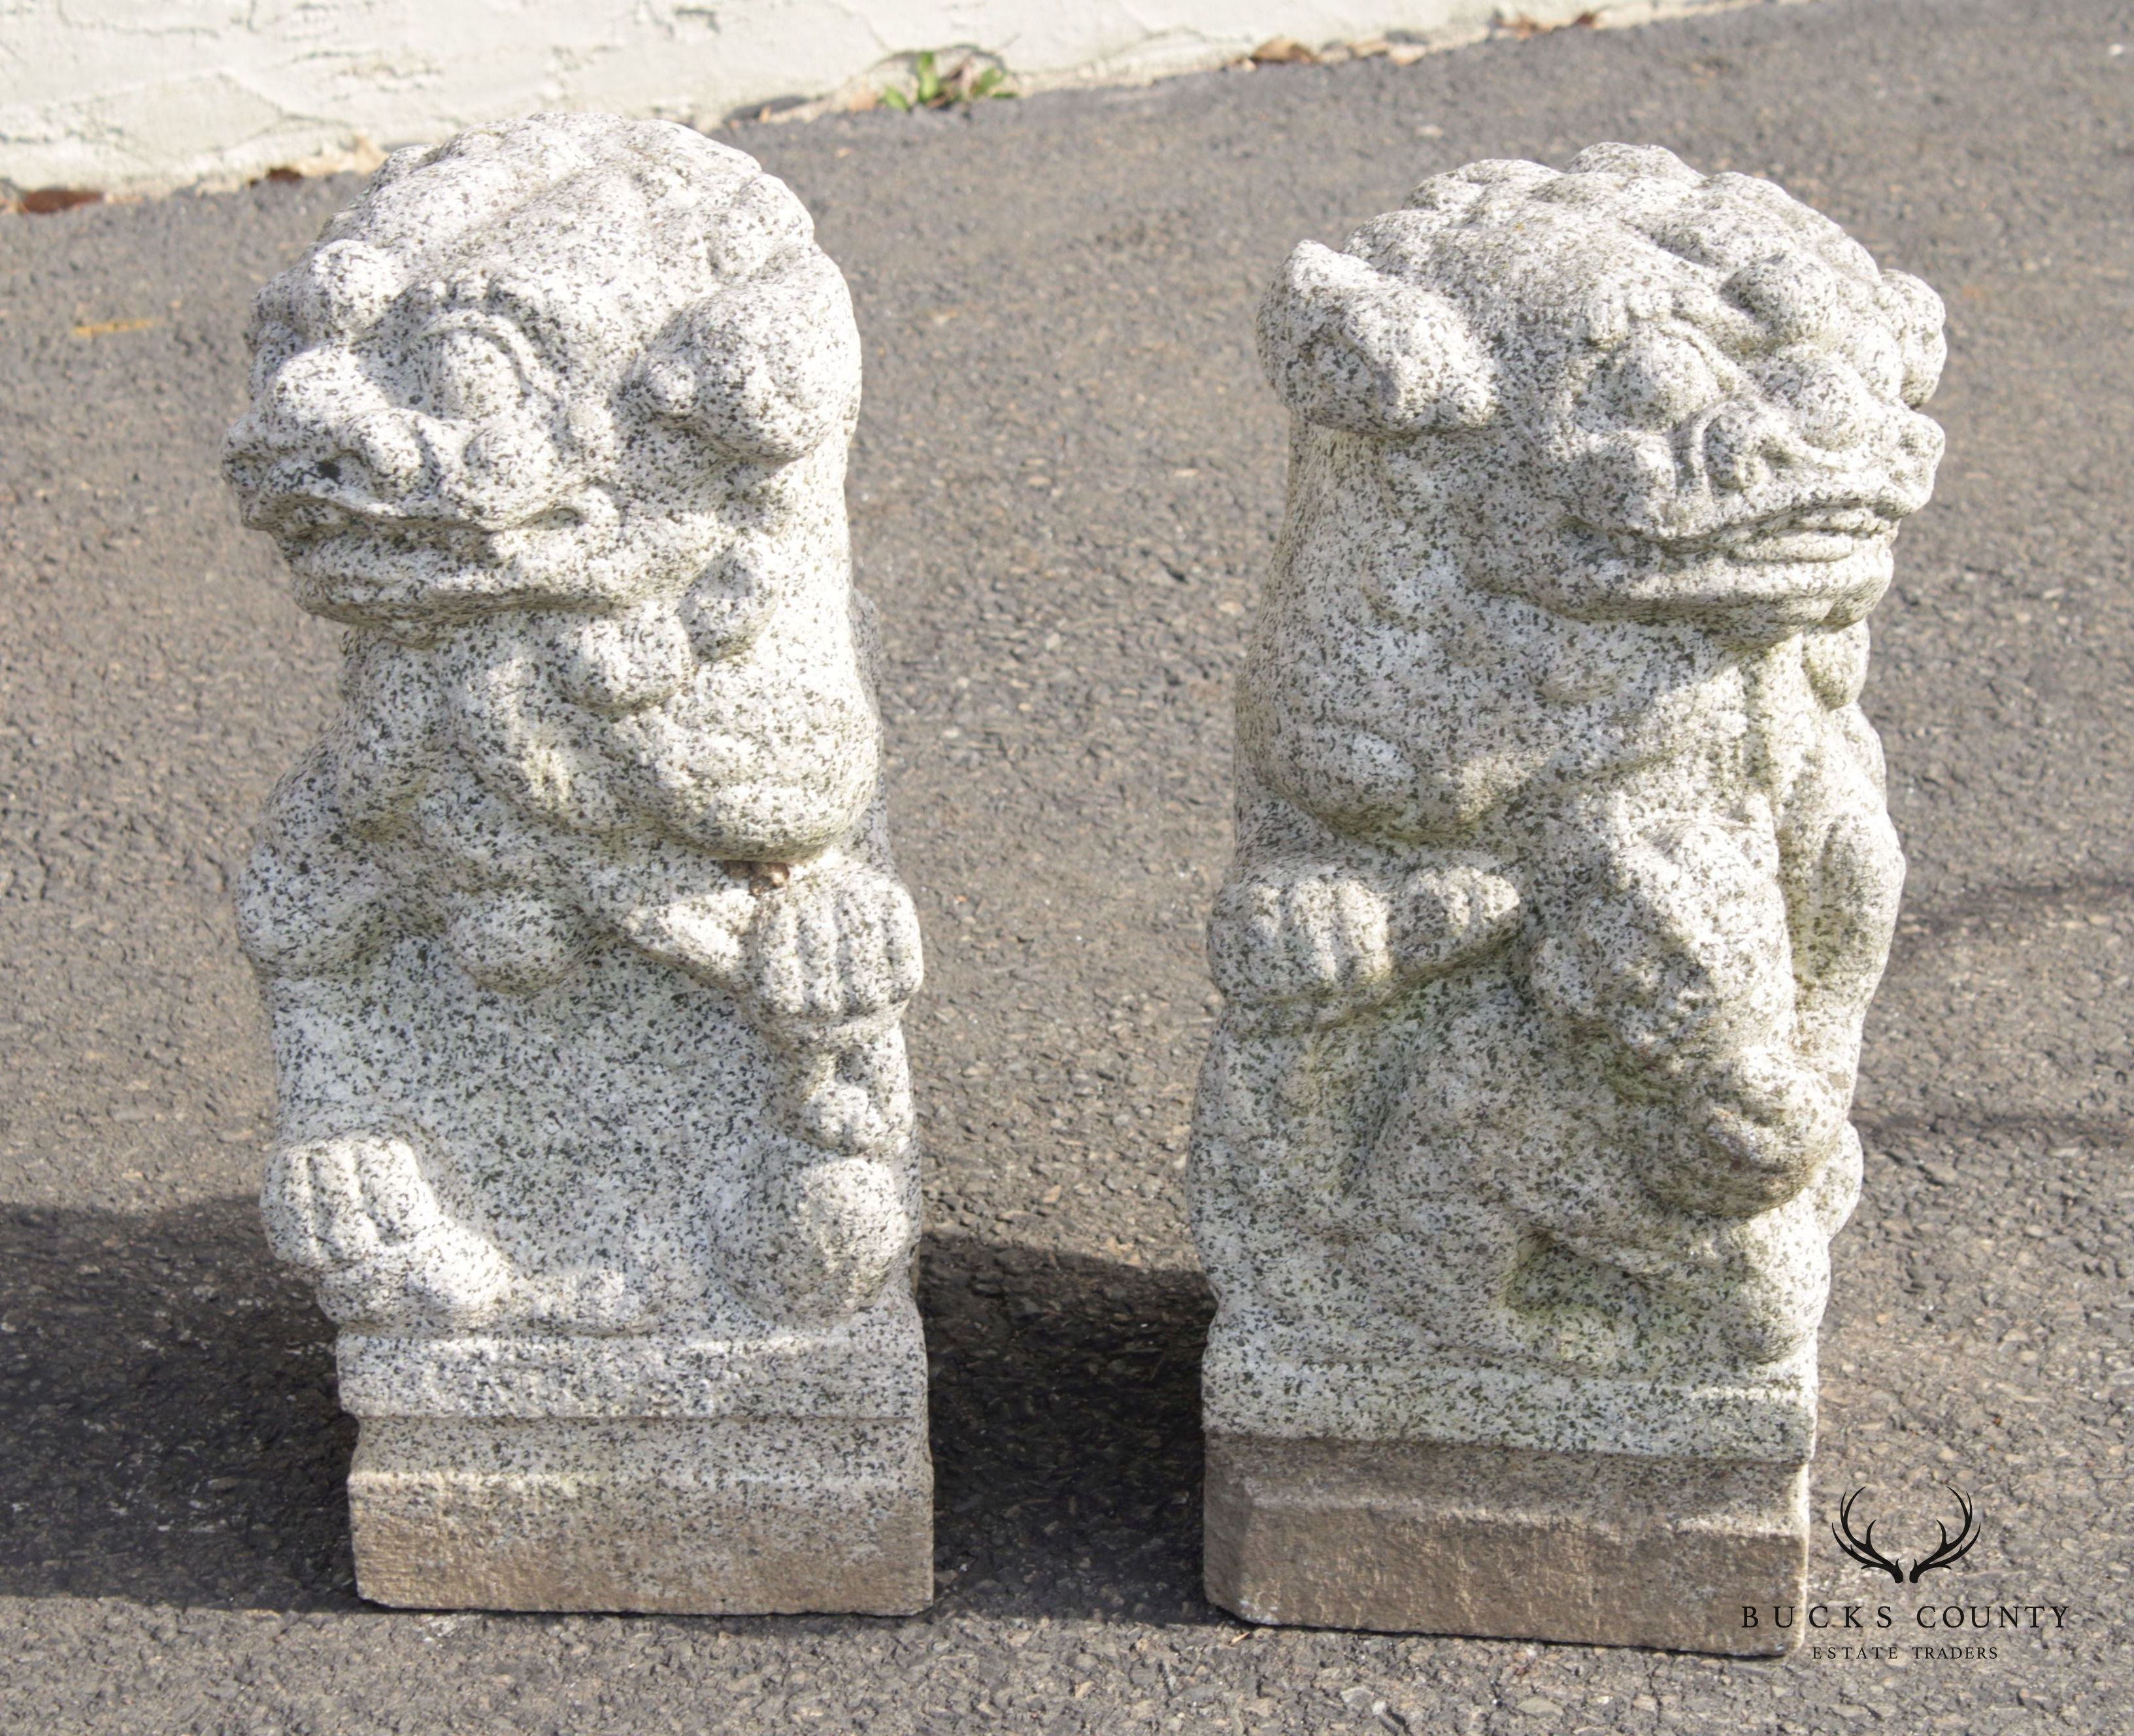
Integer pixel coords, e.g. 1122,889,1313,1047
0,1199,1218,1624
920,1232,1218,1628
0,1195,359,1610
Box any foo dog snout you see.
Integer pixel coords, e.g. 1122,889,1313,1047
224,152,859,627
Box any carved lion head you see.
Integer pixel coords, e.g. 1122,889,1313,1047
223,112,860,633
224,116,881,864
1258,143,1945,641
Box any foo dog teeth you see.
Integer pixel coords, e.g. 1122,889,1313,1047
1192,144,1942,1653
227,113,928,1614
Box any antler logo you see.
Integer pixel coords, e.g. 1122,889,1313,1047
1832,1485,1982,1583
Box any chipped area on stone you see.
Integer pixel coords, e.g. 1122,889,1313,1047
1190,143,1942,1648
224,112,929,1613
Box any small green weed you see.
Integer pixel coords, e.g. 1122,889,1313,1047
881,50,1012,111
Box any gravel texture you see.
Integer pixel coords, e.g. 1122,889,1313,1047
1,0,2129,1729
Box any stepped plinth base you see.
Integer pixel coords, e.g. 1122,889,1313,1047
1205,1435,1806,1656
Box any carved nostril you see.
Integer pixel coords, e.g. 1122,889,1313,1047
284,415,423,503
351,414,425,496
1704,405,1773,493
1573,432,1679,533
451,419,557,516
1897,414,1944,463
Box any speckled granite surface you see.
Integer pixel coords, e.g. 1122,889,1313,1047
4,0,2128,1725
1191,146,1942,1646
220,113,931,1611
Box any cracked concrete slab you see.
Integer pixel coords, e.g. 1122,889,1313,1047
3,1,1768,193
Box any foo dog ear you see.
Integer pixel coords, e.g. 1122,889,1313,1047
1257,241,1495,436
1877,269,1945,409
633,248,861,463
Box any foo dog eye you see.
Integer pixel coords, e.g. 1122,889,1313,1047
1755,350,1878,453
1588,326,1729,430
423,327,529,421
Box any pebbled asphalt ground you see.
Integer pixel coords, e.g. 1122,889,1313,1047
1,0,2131,1729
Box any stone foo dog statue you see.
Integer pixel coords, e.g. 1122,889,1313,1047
225,113,922,1342
1194,144,1944,1406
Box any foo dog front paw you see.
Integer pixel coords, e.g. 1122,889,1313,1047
261,1132,441,1267
746,863,923,1036
1209,867,1400,1018
712,1141,914,1326
1209,860,1518,1017
1646,1049,1848,1217
262,1133,508,1327
1393,862,1522,973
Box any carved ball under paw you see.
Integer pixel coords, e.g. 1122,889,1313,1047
713,1146,914,1326
1654,1048,1848,1217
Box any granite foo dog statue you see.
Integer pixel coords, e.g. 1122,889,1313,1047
1196,141,1943,1399
226,114,922,1339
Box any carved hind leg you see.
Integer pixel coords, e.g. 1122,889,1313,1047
1356,1195,1537,1358
263,1131,510,1329
1641,1229,1832,1366
707,1024,918,1326
1190,1016,1397,1350
711,1127,917,1326
1557,1142,1854,1372
1693,1126,1861,1366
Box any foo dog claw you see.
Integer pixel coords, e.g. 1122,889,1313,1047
263,1133,508,1327
1210,859,1519,1017
1210,867,1401,1008
312,1224,512,1329
747,863,924,1032
261,1133,446,1268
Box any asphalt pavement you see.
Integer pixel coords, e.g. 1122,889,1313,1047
1,0,2129,1729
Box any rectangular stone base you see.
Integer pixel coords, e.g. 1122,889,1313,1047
1205,1435,1807,1654
349,1416,932,1614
